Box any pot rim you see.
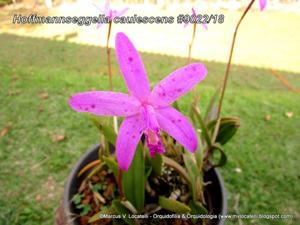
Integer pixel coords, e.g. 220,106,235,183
63,144,100,222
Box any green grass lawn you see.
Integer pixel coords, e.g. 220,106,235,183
0,33,299,225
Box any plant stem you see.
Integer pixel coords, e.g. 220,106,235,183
105,22,122,197
162,156,191,185
106,21,113,91
117,169,124,198
77,160,100,178
270,69,300,95
105,21,122,197
105,21,119,133
213,0,256,141
188,23,197,64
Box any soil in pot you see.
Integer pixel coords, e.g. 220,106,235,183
72,168,120,225
71,163,215,225
60,145,226,225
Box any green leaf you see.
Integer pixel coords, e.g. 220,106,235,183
113,220,125,225
158,196,191,213
173,101,180,111
162,156,190,185
71,193,82,205
208,116,240,145
216,117,240,145
204,87,220,123
190,106,212,147
149,154,163,176
189,200,208,214
183,153,199,177
189,200,208,224
194,139,203,170
101,125,117,145
211,143,227,167
86,163,105,180
88,207,115,223
183,153,203,202
122,144,145,212
91,183,103,192
90,116,117,145
112,200,135,225
103,156,119,177
77,204,91,216
145,166,152,178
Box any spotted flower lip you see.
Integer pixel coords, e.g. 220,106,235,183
69,32,207,171
93,0,128,28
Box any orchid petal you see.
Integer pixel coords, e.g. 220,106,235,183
92,3,103,13
68,91,140,116
259,0,267,11
96,22,104,29
115,7,129,17
141,105,159,130
104,0,110,15
116,115,145,171
202,22,208,30
192,7,197,17
108,10,113,20
183,22,189,28
115,32,150,101
150,63,207,107
156,107,198,152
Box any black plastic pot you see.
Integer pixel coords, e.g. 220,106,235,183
58,144,227,225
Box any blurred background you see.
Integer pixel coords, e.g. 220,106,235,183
0,1,300,225
1,0,300,71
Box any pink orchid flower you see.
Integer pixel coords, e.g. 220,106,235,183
69,32,207,171
259,0,267,11
93,0,128,28
184,7,208,30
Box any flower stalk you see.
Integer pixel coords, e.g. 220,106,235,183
106,21,113,91
117,169,124,198
105,21,119,134
186,7,207,64
188,23,197,64
213,0,256,141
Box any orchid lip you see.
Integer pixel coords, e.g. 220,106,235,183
145,128,165,157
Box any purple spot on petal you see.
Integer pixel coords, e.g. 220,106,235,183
177,119,181,122
91,104,95,109
177,88,182,92
128,57,133,62
171,120,175,123
132,135,136,139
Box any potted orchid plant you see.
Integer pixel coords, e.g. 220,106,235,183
55,0,266,224
60,32,229,225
